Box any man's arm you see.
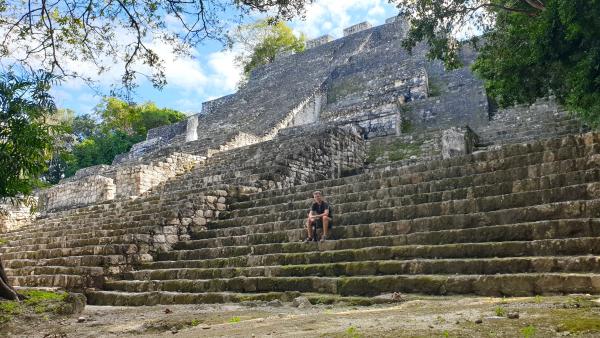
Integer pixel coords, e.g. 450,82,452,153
318,204,329,218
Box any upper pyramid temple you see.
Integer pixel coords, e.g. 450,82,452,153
1,15,594,307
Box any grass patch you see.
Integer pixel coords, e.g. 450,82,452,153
0,301,22,324
366,142,385,163
0,290,75,325
0,238,7,246
388,140,422,162
494,306,506,317
342,326,363,338
400,119,413,134
428,81,442,97
327,80,365,104
558,317,600,333
520,325,536,338
229,316,241,323
367,138,423,164
191,319,200,327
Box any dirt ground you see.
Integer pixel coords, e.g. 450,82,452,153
3,295,600,337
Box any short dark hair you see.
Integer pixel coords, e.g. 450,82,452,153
313,191,322,196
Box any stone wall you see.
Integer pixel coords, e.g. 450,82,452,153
274,125,367,186
0,200,33,233
306,35,333,49
441,127,479,159
201,94,236,115
146,120,187,142
343,22,373,36
116,153,202,198
38,175,116,212
40,153,202,212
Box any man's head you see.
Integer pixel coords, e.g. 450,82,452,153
313,191,323,203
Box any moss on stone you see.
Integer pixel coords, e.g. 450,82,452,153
388,141,422,162
327,80,365,104
366,143,385,163
400,119,414,134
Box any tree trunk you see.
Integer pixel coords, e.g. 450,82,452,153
0,256,19,301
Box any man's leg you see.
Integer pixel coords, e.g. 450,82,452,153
306,217,314,241
321,216,330,240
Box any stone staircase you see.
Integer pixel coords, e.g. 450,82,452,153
78,131,600,305
475,98,587,147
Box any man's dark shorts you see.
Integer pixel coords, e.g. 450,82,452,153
313,217,333,229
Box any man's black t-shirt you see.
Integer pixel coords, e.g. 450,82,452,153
311,202,331,217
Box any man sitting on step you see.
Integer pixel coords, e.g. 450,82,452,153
304,191,333,242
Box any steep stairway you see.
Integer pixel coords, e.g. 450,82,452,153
475,98,587,148
85,131,600,305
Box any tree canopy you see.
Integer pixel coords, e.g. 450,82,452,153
0,0,311,93
228,19,306,85
396,0,600,125
0,71,58,198
58,98,186,179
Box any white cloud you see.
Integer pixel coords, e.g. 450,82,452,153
148,40,208,94
207,50,243,93
292,0,397,39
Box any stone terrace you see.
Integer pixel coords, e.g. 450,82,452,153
84,130,600,305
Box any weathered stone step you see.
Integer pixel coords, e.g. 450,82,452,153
177,218,599,252
146,237,600,271
2,212,164,242
102,273,600,297
7,133,597,243
86,290,392,307
0,233,152,254
1,243,143,261
3,254,128,270
197,198,600,240
9,274,89,290
210,182,600,230
2,225,157,250
477,117,581,136
248,133,600,200
165,218,600,261
125,256,600,281
237,138,600,208
481,130,585,147
225,164,600,220
5,265,104,277
8,149,587,244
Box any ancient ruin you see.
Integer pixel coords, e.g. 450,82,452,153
0,15,595,306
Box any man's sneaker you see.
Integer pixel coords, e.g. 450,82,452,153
303,237,313,243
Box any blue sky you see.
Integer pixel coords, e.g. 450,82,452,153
51,0,399,116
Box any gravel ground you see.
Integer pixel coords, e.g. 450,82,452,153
3,295,600,337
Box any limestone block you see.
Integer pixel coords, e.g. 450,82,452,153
306,35,333,49
441,127,479,159
186,115,199,142
0,199,34,233
38,175,116,212
343,22,373,36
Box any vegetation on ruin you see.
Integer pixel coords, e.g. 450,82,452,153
366,139,423,163
229,18,306,86
395,0,600,126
